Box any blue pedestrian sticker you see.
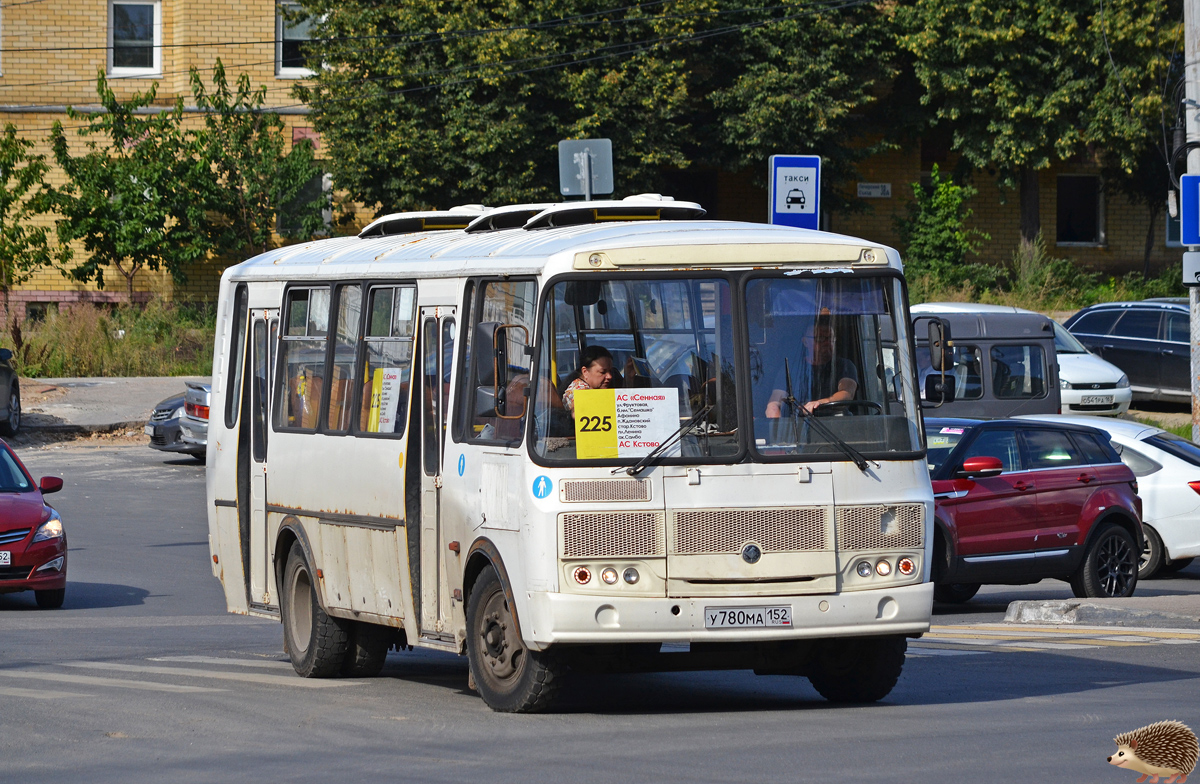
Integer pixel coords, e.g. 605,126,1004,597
457,454,465,477
532,476,552,499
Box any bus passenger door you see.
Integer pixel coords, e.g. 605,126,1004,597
418,307,456,636
247,312,276,607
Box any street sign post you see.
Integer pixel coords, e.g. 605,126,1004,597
558,139,613,200
768,155,821,230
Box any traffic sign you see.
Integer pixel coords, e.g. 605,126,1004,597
558,139,613,198
1180,174,1200,246
769,155,821,230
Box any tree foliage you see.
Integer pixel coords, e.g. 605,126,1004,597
0,125,68,299
292,0,903,214
897,0,1180,240
190,61,326,258
50,75,212,300
895,165,994,297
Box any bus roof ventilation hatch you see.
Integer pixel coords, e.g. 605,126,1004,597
358,205,489,238
465,204,555,234
521,195,705,231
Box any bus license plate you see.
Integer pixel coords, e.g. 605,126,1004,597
705,606,792,629
1080,395,1113,405
0,551,9,566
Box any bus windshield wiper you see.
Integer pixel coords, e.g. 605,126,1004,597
618,404,714,477
783,358,875,474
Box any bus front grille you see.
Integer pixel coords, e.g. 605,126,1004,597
669,507,828,555
560,479,651,503
836,504,924,550
560,512,665,558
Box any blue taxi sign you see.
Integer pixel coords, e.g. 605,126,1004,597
1181,174,1200,246
769,155,821,230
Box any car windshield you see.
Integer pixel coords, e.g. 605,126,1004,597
1052,322,1089,354
1144,433,1200,467
925,425,970,474
748,275,921,459
0,448,32,492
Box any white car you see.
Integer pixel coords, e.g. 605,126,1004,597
912,303,1131,415
1020,415,1200,579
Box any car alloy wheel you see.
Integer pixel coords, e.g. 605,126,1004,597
1096,532,1137,596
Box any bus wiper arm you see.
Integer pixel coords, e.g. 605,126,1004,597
618,404,714,477
783,358,875,474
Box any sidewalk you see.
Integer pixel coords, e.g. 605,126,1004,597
22,376,209,433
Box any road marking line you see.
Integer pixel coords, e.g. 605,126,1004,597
923,637,1100,650
0,670,223,693
149,656,295,670
927,633,1151,648
931,624,1200,639
0,685,88,699
62,661,362,688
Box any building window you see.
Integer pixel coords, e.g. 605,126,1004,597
277,2,315,78
1056,175,1105,246
109,1,160,76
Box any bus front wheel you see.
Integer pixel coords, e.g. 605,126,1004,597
466,566,564,713
281,542,350,678
806,635,906,703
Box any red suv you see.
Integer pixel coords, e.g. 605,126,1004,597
926,418,1142,603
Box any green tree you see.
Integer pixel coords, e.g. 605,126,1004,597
895,165,993,300
0,125,69,305
50,74,213,301
190,60,327,258
293,0,696,212
898,0,1178,243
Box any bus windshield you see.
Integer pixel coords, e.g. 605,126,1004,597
531,272,921,464
748,275,920,458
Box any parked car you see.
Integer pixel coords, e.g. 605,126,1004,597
1020,415,1200,579
913,303,1131,415
913,311,1061,418
1063,298,1190,403
0,439,66,608
925,417,1143,603
146,393,204,458
0,347,20,436
179,381,210,457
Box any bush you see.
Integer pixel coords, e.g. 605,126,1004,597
7,300,215,378
895,165,996,302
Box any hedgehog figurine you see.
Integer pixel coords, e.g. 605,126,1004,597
1108,721,1199,783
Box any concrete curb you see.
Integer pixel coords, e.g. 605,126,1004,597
1005,599,1200,627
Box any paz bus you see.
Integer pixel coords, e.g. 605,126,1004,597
205,196,942,712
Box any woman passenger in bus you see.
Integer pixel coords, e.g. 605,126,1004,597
561,345,617,416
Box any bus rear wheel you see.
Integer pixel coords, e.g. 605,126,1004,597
466,566,564,713
281,542,349,678
806,635,907,703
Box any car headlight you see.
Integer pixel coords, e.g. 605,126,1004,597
32,508,62,542
172,406,185,419
1116,374,1129,389
1059,377,1071,390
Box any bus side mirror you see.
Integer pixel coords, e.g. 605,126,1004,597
493,324,530,420
928,319,952,372
925,374,956,404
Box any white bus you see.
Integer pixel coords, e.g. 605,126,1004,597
205,197,939,712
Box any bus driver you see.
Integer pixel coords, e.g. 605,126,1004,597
764,316,858,418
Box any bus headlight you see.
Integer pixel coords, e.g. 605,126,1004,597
875,559,892,577
601,567,619,585
856,561,873,578
622,568,640,585
573,566,592,585
897,557,916,576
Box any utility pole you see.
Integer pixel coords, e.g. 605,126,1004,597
1188,0,1200,442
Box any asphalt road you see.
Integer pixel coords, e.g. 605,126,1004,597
3,443,1199,783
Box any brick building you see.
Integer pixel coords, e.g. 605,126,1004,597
2,0,320,319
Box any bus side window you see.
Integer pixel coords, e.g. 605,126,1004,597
356,284,416,436
327,283,363,433
276,286,330,431
466,279,536,443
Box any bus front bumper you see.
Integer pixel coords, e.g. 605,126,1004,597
523,581,933,648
